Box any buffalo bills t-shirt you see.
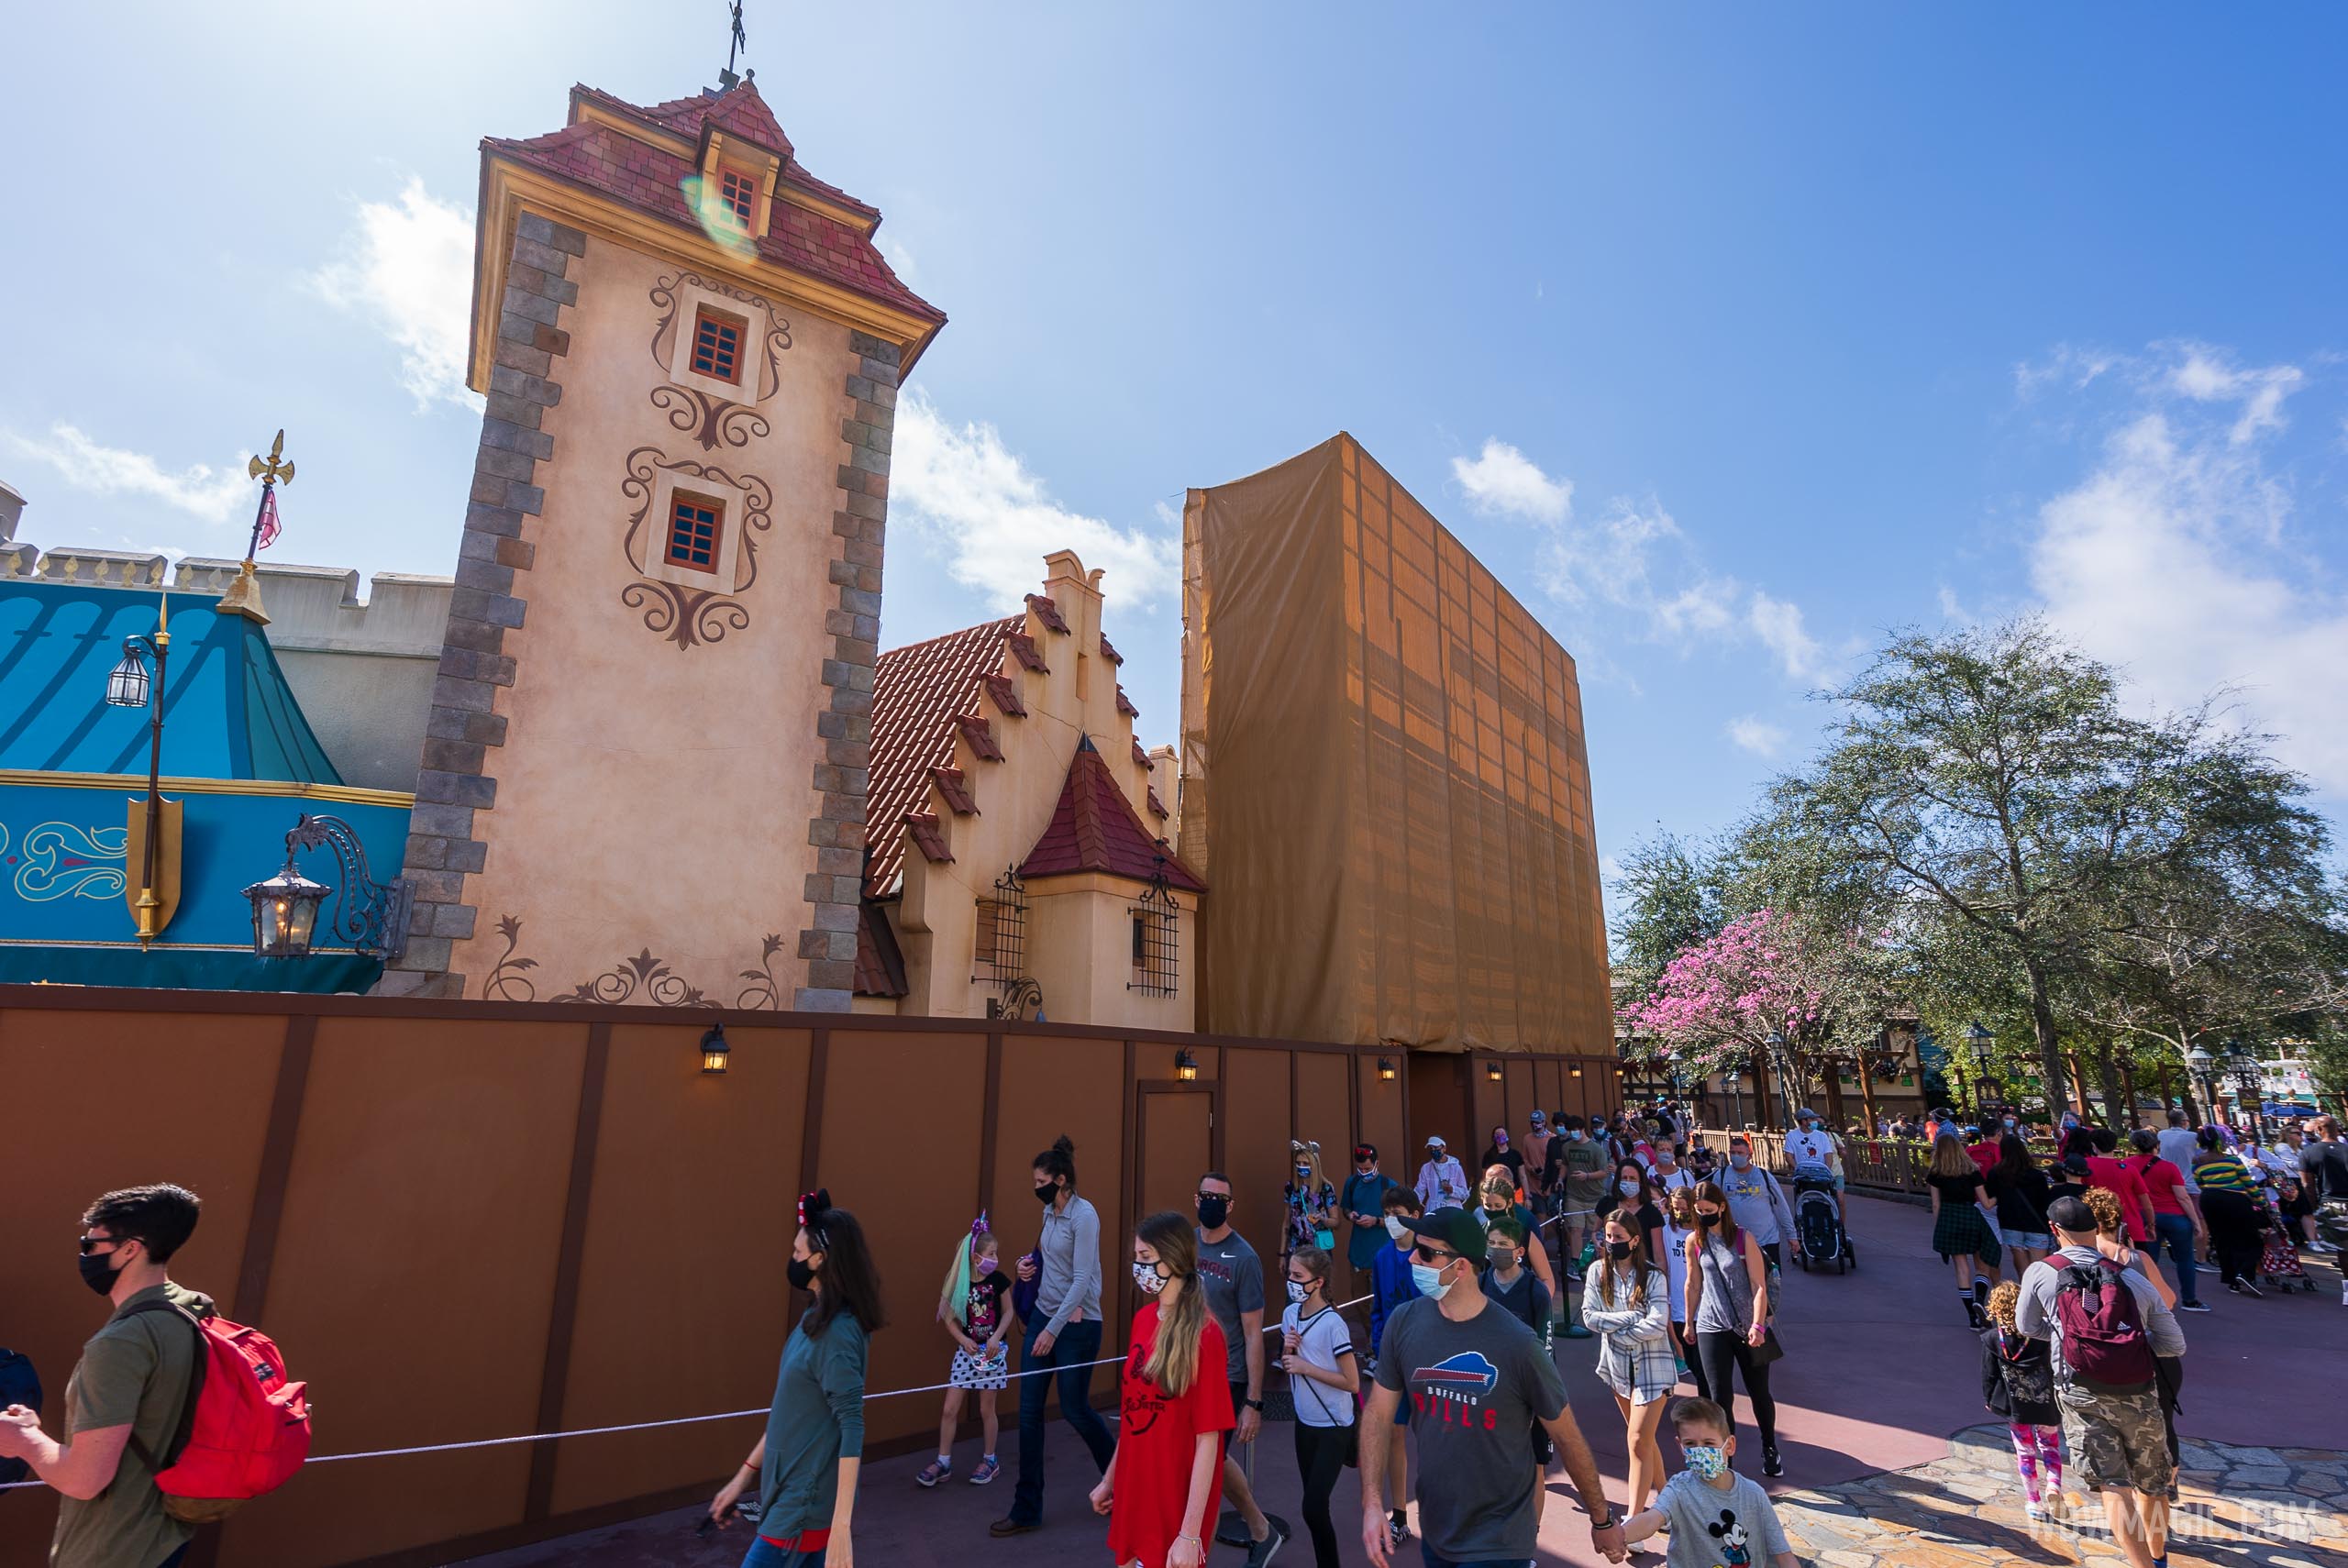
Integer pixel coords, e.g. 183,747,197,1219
1374,1295,1567,1562
1108,1304,1235,1568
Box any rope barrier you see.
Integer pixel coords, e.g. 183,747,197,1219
3,1206,1582,1491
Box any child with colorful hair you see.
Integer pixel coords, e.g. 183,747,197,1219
917,1214,1012,1487
1979,1280,2066,1521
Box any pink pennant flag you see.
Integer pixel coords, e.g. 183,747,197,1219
254,485,282,552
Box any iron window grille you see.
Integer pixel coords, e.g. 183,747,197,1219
1127,871,1179,998
974,865,1028,990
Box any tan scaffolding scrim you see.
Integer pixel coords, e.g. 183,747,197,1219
1180,434,1612,1054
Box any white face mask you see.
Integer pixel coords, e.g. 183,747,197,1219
1133,1261,1167,1295
1619,1178,1641,1195
1286,1279,1310,1305
1385,1215,1410,1241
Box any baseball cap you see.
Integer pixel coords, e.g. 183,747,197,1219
1426,1134,1447,1150
1530,1110,1548,1126
1402,1206,1488,1265
2046,1196,2096,1234
1796,1107,1820,1122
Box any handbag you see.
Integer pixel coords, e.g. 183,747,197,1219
1314,1227,1336,1252
1011,1251,1042,1323
1748,1327,1786,1368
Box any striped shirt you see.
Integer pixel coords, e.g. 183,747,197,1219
2192,1154,2257,1194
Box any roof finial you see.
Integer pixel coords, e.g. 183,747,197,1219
719,0,748,90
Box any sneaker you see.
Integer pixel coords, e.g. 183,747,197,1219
1245,1518,1290,1568
2236,1278,2265,1298
2196,1263,2220,1274
2024,1503,2048,1522
969,1455,1000,1485
2177,1299,2212,1312
989,1518,1038,1538
915,1458,950,1488
1763,1444,1784,1477
1387,1518,1410,1554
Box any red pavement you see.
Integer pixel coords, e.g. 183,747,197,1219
464,1194,2347,1567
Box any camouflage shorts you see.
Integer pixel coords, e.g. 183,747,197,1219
2056,1385,2174,1496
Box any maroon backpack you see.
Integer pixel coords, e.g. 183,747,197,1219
2054,1259,2155,1395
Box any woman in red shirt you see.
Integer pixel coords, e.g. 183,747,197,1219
2126,1129,2210,1312
1093,1210,1235,1568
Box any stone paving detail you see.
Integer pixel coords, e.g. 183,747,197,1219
1759,1424,2347,1568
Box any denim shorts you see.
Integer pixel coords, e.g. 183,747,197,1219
1999,1228,2053,1252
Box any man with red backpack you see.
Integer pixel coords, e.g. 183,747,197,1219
2015,1196,2188,1568
1,1184,212,1568
1,1183,307,1568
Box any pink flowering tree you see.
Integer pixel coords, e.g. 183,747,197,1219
1619,907,1894,1107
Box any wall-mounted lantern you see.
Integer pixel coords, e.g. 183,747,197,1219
1570,1064,1583,1078
1377,1056,1397,1082
1486,1060,1503,1083
1174,1047,1199,1082
241,860,330,958
244,812,412,961
700,1023,731,1075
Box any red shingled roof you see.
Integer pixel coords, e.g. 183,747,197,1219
491,82,940,328
854,900,908,998
1132,736,1151,768
930,766,979,815
1115,686,1140,719
1020,738,1206,892
980,673,1026,717
1025,593,1070,634
1005,633,1048,674
865,615,1021,898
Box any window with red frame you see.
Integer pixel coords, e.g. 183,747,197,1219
690,308,744,383
665,493,724,574
717,167,756,229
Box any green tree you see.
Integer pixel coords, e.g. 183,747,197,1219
1765,618,2328,1121
1608,831,1724,998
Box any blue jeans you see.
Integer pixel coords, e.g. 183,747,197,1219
738,1540,820,1568
2152,1211,2200,1306
1008,1316,1114,1524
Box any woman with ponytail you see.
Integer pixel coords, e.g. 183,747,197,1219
1093,1211,1235,1568
711,1189,885,1566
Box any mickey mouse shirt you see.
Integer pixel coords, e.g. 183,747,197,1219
1107,1304,1235,1568
1654,1469,1790,1568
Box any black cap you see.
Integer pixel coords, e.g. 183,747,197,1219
2046,1196,2096,1234
1402,1206,1488,1265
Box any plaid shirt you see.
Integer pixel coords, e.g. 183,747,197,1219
1582,1264,1676,1402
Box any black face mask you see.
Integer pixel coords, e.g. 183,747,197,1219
1197,1195,1230,1229
787,1257,817,1291
1605,1240,1634,1261
1036,1180,1059,1204
78,1246,124,1297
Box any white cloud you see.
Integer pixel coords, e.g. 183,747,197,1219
2028,359,2348,791
2015,343,2118,400
2164,344,2302,445
1725,715,1788,756
1453,438,1572,525
890,389,1178,608
2,425,249,525
308,177,482,412
1747,590,1824,681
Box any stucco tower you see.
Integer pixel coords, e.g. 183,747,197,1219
378,81,944,1006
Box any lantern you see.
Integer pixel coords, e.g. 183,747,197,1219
701,1023,731,1076
242,856,331,958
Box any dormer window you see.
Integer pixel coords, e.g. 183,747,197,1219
691,307,745,383
717,166,757,230
665,493,725,573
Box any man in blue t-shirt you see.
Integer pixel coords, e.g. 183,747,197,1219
1343,1143,1397,1273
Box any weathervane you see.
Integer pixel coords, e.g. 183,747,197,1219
216,427,293,624
719,0,748,89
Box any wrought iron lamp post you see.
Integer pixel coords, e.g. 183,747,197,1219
1963,1022,1994,1120
102,594,171,944
2227,1046,2264,1136
2184,1044,2217,1128
243,813,413,961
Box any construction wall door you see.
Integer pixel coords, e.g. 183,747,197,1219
1406,1054,1472,1185
1134,1086,1216,1223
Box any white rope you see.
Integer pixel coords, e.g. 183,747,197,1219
0,1286,1398,1489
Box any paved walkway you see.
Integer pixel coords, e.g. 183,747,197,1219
468,1195,2348,1567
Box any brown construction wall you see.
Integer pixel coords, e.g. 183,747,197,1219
1180,433,1614,1054
0,986,1615,1568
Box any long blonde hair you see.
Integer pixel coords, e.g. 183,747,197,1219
1290,1140,1326,1192
1929,1131,1977,1179
1136,1210,1208,1397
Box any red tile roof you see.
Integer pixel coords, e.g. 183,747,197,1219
956,714,1003,762
1115,686,1140,719
905,811,953,865
865,615,1021,897
1146,786,1169,820
1024,593,1070,634
492,82,940,327
930,766,979,815
980,673,1026,717
854,900,908,998
1020,737,1206,892
1132,736,1152,768
1099,633,1124,665
1005,633,1048,674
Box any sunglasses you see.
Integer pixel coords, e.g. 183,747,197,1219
77,1234,130,1255
1411,1242,1460,1266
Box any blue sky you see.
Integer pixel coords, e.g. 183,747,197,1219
7,3,2347,880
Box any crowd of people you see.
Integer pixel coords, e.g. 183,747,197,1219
9,1106,2342,1568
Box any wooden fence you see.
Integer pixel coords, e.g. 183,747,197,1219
0,984,1615,1568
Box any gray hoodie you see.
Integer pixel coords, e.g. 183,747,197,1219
2014,1244,2186,1385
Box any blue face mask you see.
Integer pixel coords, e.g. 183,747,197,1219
1730,1154,1752,1170
1410,1260,1455,1299
1684,1443,1729,1482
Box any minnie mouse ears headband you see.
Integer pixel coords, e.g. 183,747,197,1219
798,1188,833,1249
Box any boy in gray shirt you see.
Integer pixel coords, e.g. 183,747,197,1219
1623,1397,1796,1568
